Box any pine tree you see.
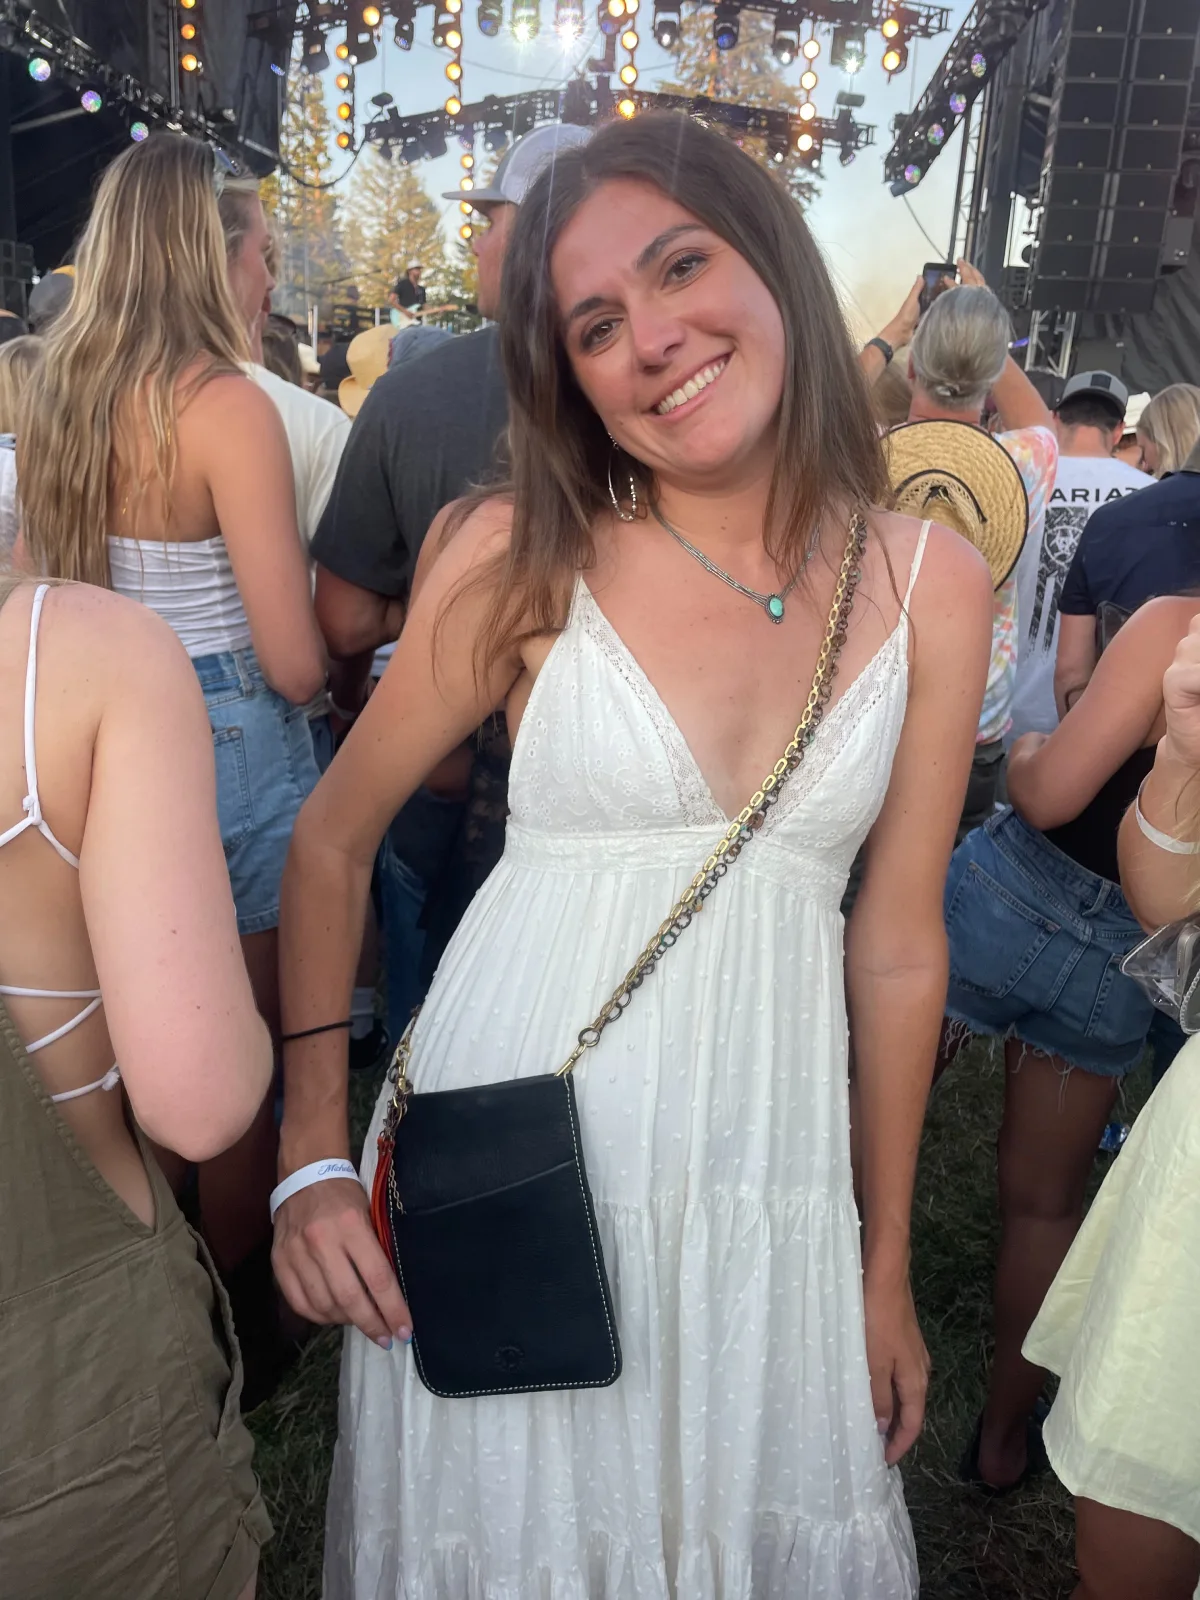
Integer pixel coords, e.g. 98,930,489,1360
659,3,819,206
343,151,446,312
261,71,348,322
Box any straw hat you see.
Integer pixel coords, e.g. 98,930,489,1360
884,420,1029,590
338,325,395,417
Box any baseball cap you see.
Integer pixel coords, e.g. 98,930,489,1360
1057,369,1129,417
406,259,421,270
442,122,592,205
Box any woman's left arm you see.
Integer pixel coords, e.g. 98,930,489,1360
846,520,992,1464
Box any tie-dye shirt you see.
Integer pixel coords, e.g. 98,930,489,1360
978,426,1058,744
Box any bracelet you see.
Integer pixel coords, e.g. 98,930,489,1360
866,335,894,365
270,1158,363,1222
280,1018,353,1043
1134,777,1200,855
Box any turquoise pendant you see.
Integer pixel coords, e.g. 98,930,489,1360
767,595,785,622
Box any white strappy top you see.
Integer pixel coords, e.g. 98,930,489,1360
0,585,120,1104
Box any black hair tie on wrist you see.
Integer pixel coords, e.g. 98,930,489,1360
280,1019,353,1043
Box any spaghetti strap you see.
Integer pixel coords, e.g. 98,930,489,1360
902,520,931,612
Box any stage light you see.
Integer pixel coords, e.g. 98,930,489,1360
336,70,351,89
621,27,638,48
180,0,196,6
28,56,51,82
839,147,855,166
460,175,474,188
446,0,463,12
798,100,816,120
767,132,788,165
653,3,679,46
424,129,448,158
362,4,381,24
619,61,637,84
130,119,150,141
903,161,921,183
795,130,814,151
801,35,820,59
970,50,986,76
772,5,798,65
181,51,201,72
395,14,414,46
446,94,462,114
478,0,502,31
713,2,739,51
460,224,474,240
928,122,945,144
881,14,899,38
336,129,354,149
181,22,197,39
617,96,636,117
512,0,539,38
830,24,865,73
447,60,463,79
335,40,350,58
882,42,907,73
608,0,627,15
484,126,507,151
460,200,473,213
80,88,103,113
462,151,474,167
800,68,817,90
557,0,584,39
301,25,329,71
337,100,352,119
949,90,967,114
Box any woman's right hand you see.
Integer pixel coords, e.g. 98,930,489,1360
1161,612,1200,769
272,1179,412,1349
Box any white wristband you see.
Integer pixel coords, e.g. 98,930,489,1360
270,1158,363,1222
1135,778,1200,855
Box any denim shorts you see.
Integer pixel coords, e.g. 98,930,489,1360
944,808,1154,1078
193,648,320,937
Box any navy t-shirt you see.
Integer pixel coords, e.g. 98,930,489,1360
1059,471,1200,614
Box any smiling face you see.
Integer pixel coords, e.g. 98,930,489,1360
550,178,787,494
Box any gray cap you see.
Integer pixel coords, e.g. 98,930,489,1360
1057,369,1129,416
443,122,592,206
27,268,74,332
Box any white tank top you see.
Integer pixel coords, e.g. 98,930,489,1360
107,535,251,658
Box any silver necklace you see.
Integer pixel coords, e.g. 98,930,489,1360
652,506,812,624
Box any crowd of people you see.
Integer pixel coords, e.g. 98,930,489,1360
1,111,1198,1600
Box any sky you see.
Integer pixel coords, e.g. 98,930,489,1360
320,0,975,339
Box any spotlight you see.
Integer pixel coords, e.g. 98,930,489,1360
621,27,638,48
839,147,855,166
424,129,448,158
462,152,474,167
927,122,945,145
949,90,967,114
478,0,502,32
301,25,329,72
459,175,474,188
130,119,150,141
336,70,351,88
460,223,474,239
800,68,817,90
484,126,508,151
460,200,473,213
433,8,452,44
713,1,739,51
801,35,819,59
394,0,416,47
970,50,986,76
446,0,462,11
881,14,899,38
772,5,798,65
882,42,907,74
795,130,814,151
27,56,51,82
653,3,679,46
830,24,865,73
798,101,816,120
181,22,197,39
335,40,350,58
181,51,201,72
348,25,377,62
619,61,638,83
598,0,621,32
767,132,788,165
447,60,462,79
361,4,381,25
336,129,354,149
557,0,585,39
446,95,462,115
337,99,353,120
617,95,636,117
180,0,196,6
80,87,103,113
903,161,921,183
512,0,539,38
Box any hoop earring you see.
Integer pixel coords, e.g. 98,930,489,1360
607,442,638,523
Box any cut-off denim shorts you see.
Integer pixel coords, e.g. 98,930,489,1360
193,647,320,937
944,808,1154,1078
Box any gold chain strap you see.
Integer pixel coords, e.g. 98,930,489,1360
387,513,867,1112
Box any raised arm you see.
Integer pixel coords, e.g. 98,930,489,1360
846,517,992,1464
1118,611,1200,928
273,500,523,1345
193,373,327,705
74,588,272,1159
858,276,921,387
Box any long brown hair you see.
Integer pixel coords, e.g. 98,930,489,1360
18,134,249,586
468,111,887,674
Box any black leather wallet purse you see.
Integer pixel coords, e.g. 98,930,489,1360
370,516,866,1399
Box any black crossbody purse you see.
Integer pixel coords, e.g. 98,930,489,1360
370,517,867,1399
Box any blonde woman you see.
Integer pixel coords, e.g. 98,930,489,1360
1022,613,1200,1600
0,574,273,1594
17,135,326,1339
0,333,42,433
1137,382,1200,478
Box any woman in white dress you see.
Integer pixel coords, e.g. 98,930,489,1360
1022,612,1200,1600
274,114,992,1598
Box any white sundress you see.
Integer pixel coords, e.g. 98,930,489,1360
325,527,931,1600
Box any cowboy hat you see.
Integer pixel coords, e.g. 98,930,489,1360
884,420,1029,589
338,324,395,418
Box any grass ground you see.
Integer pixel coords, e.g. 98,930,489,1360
248,1042,1152,1599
